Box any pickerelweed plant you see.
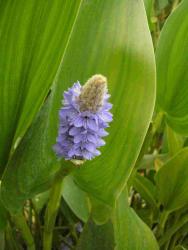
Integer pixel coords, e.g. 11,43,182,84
43,74,113,250
1,1,187,249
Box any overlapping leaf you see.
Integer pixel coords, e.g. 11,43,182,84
77,190,159,250
1,0,155,219
0,0,81,171
156,0,188,134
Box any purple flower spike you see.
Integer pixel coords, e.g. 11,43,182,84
54,74,113,163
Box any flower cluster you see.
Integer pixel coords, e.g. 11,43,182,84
54,74,113,161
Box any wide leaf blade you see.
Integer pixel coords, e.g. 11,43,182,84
156,0,188,134
0,0,81,170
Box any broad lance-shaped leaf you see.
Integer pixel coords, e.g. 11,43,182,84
156,0,188,134
71,0,155,214
114,190,159,250
156,148,188,212
1,0,155,219
0,0,81,171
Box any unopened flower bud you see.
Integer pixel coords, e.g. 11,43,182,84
78,74,107,112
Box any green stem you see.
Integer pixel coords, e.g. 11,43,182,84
12,212,35,250
43,166,74,250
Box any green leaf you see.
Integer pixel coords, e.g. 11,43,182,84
0,0,81,170
72,0,155,220
156,148,188,212
132,173,158,210
1,0,155,218
1,100,59,212
114,190,159,250
156,0,188,135
76,220,114,250
62,176,90,222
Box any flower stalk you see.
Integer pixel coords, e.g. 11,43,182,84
43,166,74,250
